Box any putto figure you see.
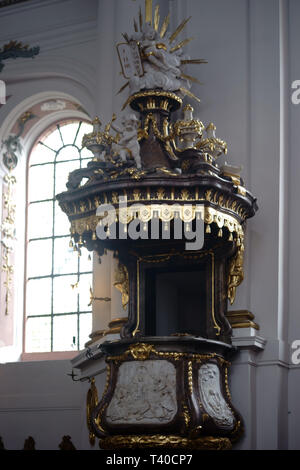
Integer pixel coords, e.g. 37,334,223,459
112,114,142,168
129,23,185,93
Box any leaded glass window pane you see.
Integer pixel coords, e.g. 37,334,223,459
25,120,93,353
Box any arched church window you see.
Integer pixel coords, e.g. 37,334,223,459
25,120,93,353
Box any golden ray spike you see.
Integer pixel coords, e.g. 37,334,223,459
169,16,191,43
170,37,194,53
160,12,170,38
180,87,201,103
180,73,203,85
145,0,152,24
133,18,138,32
116,81,129,95
139,6,143,30
154,4,160,31
181,59,208,65
122,96,131,111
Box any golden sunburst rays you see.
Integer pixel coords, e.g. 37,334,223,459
180,73,203,85
160,12,170,38
119,0,206,104
170,37,194,53
116,81,129,95
180,87,201,103
153,4,160,31
181,58,208,65
145,0,152,24
168,16,191,43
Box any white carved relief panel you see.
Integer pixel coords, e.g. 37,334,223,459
198,363,234,428
106,360,177,424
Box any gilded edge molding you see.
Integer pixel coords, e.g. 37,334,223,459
86,378,99,446
99,434,232,450
70,204,245,241
106,342,230,365
226,310,259,330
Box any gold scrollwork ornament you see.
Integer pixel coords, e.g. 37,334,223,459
227,241,245,304
86,378,99,446
114,262,129,310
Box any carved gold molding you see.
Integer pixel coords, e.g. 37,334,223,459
99,434,232,450
227,238,244,305
70,204,245,241
62,185,250,223
226,310,259,330
86,378,99,446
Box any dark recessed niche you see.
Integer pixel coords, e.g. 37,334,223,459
145,267,207,337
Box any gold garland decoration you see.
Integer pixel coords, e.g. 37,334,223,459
227,236,245,305
99,434,232,450
86,378,99,446
106,342,230,365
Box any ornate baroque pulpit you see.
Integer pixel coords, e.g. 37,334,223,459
57,0,257,450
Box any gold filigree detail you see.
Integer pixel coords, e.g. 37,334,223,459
180,188,190,200
224,367,232,402
99,434,232,450
227,238,244,305
123,90,182,111
128,343,156,360
188,361,193,394
182,402,191,429
156,187,165,199
132,188,141,201
86,378,98,446
226,310,259,330
106,342,228,365
114,263,129,310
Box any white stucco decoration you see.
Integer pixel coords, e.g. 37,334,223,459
127,23,190,94
106,360,177,424
198,363,234,428
111,114,141,168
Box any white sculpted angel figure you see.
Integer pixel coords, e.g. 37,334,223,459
111,114,142,168
129,23,187,93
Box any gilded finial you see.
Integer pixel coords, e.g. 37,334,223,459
206,122,216,132
92,116,102,133
183,104,194,112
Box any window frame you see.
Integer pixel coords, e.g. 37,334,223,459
22,118,94,359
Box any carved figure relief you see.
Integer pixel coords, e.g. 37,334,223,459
106,360,177,424
198,363,234,428
111,114,142,168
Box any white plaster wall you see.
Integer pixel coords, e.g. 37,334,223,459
0,358,107,450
